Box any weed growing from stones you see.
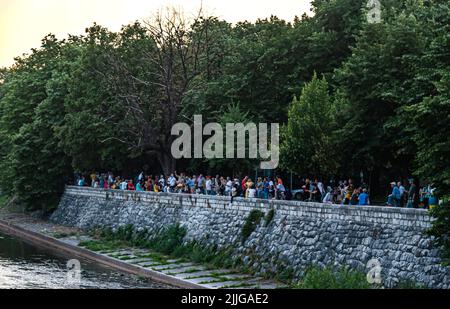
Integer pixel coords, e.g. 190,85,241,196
264,209,275,227
241,210,265,242
292,267,372,289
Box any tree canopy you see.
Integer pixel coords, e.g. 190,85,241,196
0,1,449,212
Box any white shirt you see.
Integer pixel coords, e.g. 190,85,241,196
277,184,286,192
248,189,256,198
226,181,233,191
323,193,333,204
318,182,325,194
231,187,237,196
120,182,128,190
206,180,212,191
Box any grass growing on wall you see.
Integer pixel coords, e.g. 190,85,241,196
264,209,275,227
292,267,372,289
291,267,426,289
241,210,265,242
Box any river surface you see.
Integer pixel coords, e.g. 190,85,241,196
0,232,171,289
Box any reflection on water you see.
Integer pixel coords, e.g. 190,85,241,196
0,232,171,289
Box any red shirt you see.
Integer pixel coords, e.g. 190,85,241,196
242,177,248,190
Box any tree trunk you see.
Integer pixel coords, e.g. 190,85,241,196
158,151,176,176
371,169,381,198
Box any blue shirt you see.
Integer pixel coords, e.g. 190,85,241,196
392,186,401,199
359,193,369,205
429,196,438,206
263,182,270,193
187,179,195,188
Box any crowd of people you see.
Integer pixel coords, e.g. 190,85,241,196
386,179,439,209
75,172,439,208
77,172,289,201
294,178,371,206
76,173,368,205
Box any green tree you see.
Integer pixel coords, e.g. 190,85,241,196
0,35,72,210
281,74,339,177
56,24,135,173
207,103,258,176
333,5,428,189
409,1,450,263
405,1,450,196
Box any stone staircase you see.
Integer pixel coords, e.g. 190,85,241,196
96,247,284,289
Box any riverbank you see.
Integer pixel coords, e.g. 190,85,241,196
0,230,170,289
0,209,283,289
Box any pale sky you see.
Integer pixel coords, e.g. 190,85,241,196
0,0,312,68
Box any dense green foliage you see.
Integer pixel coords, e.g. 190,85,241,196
0,193,7,208
281,74,340,176
0,36,73,211
428,199,450,264
205,103,258,174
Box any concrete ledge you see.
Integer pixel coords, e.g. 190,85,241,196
66,186,429,215
0,219,206,290
62,186,432,229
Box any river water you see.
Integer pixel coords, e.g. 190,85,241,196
0,232,171,289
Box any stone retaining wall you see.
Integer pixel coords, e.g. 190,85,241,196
51,186,450,288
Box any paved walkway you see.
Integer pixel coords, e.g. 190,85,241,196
82,247,284,289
